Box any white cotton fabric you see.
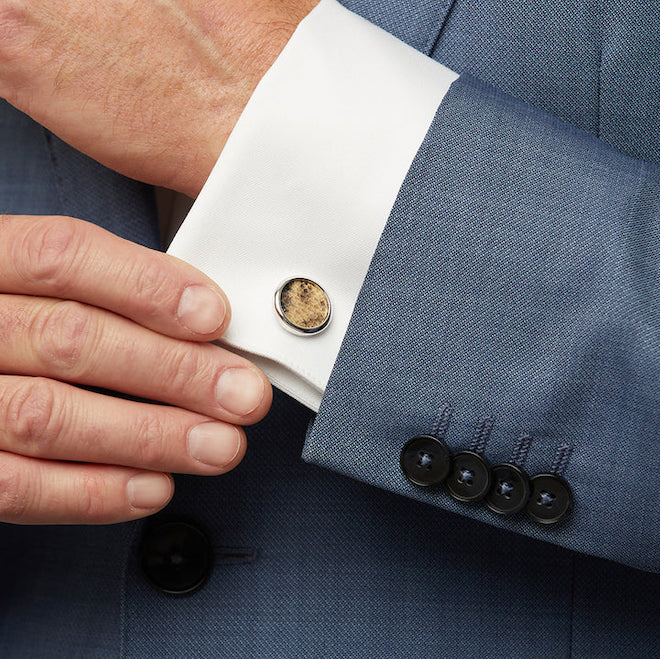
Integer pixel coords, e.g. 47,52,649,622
167,0,458,411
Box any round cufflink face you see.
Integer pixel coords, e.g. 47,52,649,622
485,463,530,515
445,450,491,502
400,435,452,487
274,278,331,335
526,473,573,525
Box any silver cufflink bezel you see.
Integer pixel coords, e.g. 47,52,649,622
274,277,332,336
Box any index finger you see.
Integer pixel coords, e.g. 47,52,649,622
0,214,230,341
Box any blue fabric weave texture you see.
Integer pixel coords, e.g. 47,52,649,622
1,0,659,656
305,74,660,573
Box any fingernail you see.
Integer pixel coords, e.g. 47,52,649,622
177,285,226,334
187,422,241,468
215,368,265,416
127,473,172,510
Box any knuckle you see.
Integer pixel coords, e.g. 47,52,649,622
76,472,108,520
165,346,208,399
132,413,168,467
131,259,176,317
14,216,84,291
1,378,62,456
31,300,94,375
0,457,32,522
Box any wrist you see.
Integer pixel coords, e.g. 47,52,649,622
182,0,320,197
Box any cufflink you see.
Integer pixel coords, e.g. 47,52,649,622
274,277,332,335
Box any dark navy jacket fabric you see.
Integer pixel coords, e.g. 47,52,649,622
1,0,658,656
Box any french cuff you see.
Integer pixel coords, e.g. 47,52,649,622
167,0,458,411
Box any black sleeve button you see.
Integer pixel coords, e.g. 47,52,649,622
526,474,573,525
139,520,214,595
485,463,530,515
444,450,491,502
400,435,451,486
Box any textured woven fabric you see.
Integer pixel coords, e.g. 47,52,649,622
305,73,660,573
123,390,577,658
1,0,659,656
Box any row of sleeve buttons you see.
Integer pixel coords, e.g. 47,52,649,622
400,435,573,524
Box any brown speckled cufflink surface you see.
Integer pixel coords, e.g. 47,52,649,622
275,278,331,334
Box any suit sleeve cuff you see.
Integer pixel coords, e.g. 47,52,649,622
167,0,457,410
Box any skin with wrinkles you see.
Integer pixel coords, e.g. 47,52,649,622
0,0,318,524
0,0,319,195
0,214,274,524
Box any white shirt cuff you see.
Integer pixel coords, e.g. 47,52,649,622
167,0,458,411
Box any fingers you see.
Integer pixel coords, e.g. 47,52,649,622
0,451,174,524
0,295,272,425
0,214,270,526
0,214,231,341
0,376,247,475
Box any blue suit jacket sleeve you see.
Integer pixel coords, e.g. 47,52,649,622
304,74,660,573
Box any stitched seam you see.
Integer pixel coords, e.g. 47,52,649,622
510,434,533,467
423,0,459,57
551,442,573,477
213,546,258,566
596,1,604,138
431,404,452,438
40,129,67,213
470,416,494,454
119,522,141,659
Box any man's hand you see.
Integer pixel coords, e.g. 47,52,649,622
0,215,272,524
0,0,318,196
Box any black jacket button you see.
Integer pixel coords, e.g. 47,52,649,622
445,450,491,502
526,474,573,524
140,521,214,595
485,463,530,515
400,435,451,486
